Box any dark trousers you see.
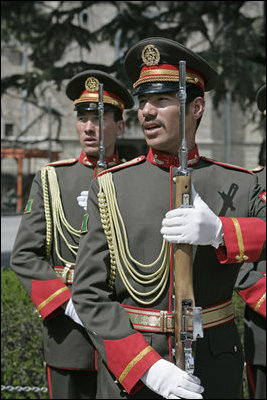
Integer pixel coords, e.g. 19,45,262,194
47,365,97,399
246,364,266,399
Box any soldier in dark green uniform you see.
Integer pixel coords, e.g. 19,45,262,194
235,84,266,399
65,38,266,399
10,70,133,399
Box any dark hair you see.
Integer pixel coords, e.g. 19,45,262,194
113,110,123,122
185,84,204,130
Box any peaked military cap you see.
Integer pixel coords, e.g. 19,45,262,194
66,70,134,112
124,37,218,96
256,84,266,114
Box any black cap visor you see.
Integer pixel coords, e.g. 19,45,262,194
75,102,119,112
133,81,181,96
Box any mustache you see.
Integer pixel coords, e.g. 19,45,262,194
141,118,166,131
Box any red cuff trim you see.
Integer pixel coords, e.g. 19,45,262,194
260,191,266,203
216,217,266,264
104,332,161,394
238,275,266,318
31,279,71,319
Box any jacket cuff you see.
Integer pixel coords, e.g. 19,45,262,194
216,217,266,264
31,278,71,319
238,274,266,318
104,332,162,394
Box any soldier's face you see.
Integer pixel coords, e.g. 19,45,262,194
76,110,124,158
137,92,198,155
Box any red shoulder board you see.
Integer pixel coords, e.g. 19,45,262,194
45,158,78,167
251,165,265,173
200,156,253,175
97,156,146,177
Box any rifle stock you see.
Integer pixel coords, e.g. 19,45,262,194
174,176,194,371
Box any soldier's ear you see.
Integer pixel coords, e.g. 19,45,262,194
192,97,205,119
116,120,125,137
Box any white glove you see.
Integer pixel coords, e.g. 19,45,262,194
141,359,204,399
161,186,223,248
77,190,88,210
65,298,84,327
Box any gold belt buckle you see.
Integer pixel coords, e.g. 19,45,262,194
159,310,174,332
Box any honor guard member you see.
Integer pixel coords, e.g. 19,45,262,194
65,38,266,399
10,70,134,399
235,84,266,399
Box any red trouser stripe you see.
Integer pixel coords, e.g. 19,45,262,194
246,363,256,398
46,365,53,399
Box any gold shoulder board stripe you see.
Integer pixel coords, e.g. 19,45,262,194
97,156,146,177
201,157,254,175
45,158,77,166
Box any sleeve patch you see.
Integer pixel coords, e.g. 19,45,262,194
81,213,89,233
24,199,33,214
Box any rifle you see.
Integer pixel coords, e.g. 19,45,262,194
96,82,107,174
174,60,203,373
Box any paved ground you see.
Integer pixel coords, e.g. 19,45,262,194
1,215,22,267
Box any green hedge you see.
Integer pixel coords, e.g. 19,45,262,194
1,268,48,399
1,268,248,399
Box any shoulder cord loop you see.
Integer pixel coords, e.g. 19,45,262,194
41,167,53,261
41,166,81,266
98,172,170,305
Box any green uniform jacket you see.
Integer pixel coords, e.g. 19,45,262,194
235,167,266,365
11,151,121,369
71,147,266,398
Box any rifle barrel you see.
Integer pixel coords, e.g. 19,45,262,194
178,60,188,175
97,83,106,172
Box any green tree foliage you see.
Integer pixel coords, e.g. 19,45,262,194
1,1,265,119
1,269,48,399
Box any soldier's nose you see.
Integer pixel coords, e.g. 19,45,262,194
84,120,95,133
142,102,157,118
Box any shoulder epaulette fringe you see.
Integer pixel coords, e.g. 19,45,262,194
97,156,146,177
200,156,254,175
45,158,78,167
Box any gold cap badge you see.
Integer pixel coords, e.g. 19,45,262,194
141,44,160,66
85,77,99,92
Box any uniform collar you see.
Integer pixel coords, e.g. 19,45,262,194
79,150,120,168
147,146,200,168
